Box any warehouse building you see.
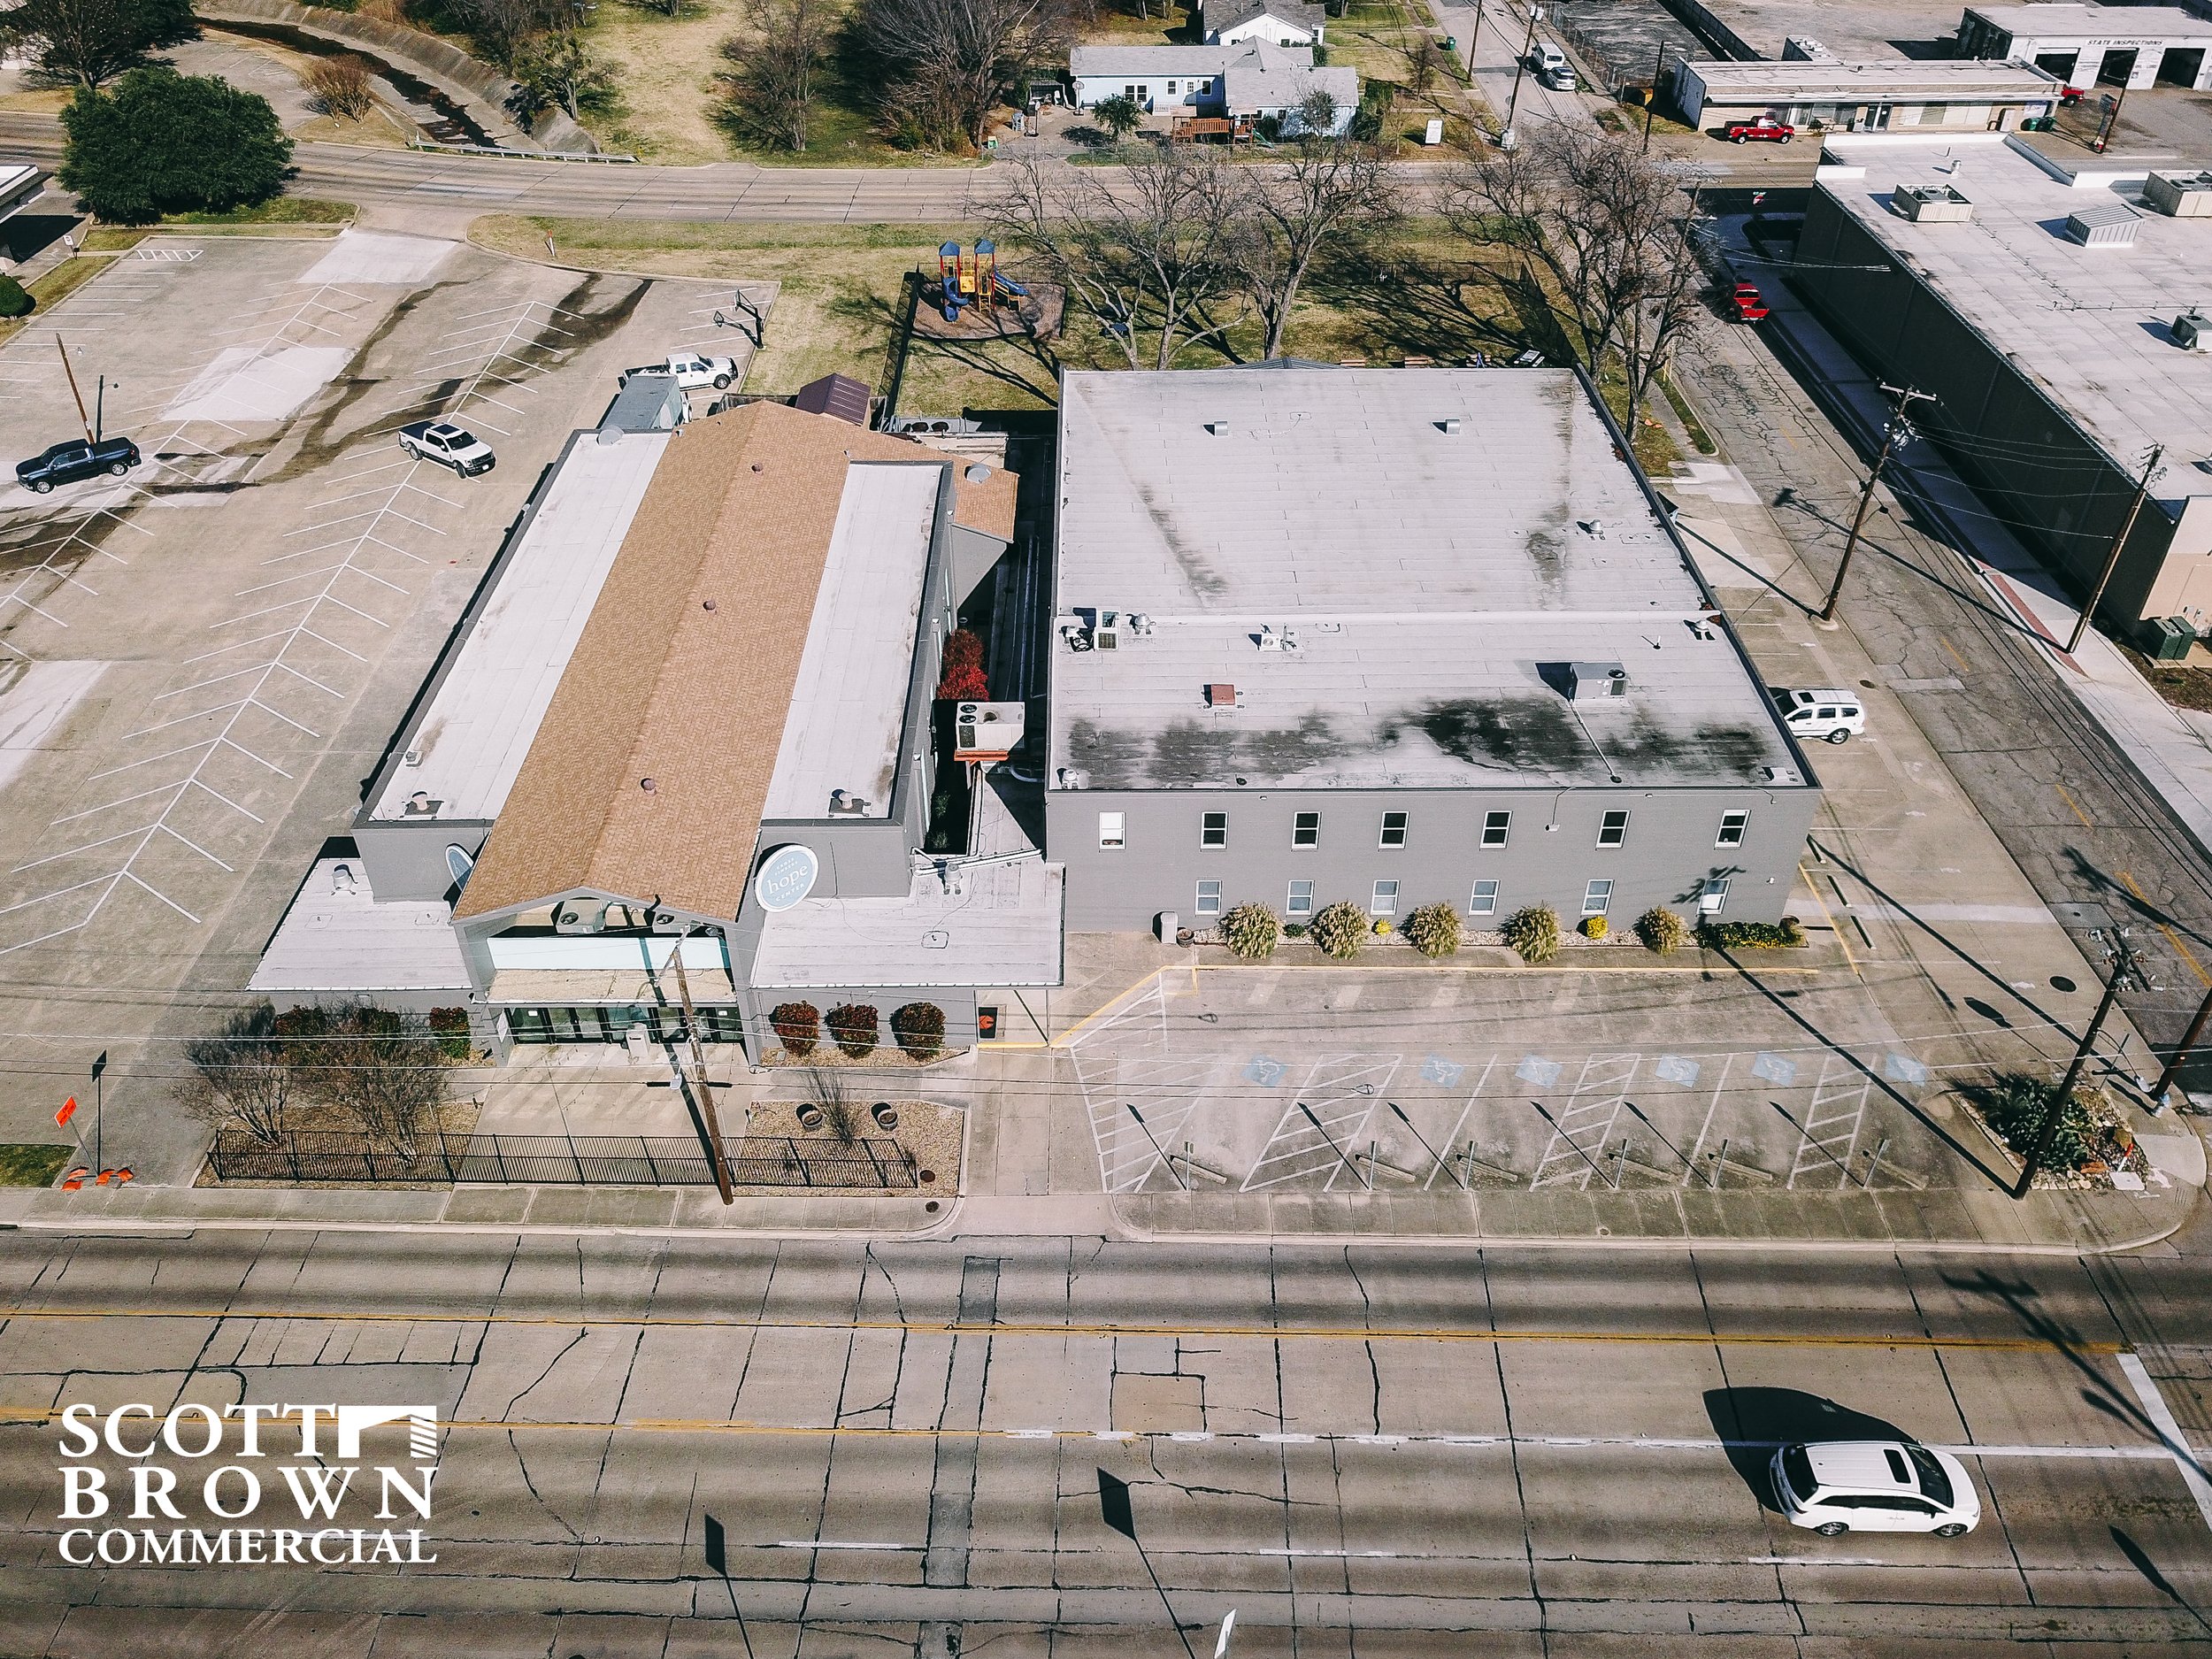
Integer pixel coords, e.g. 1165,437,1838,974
1789,136,2212,634
252,392,1053,1057
1670,57,2062,133
1046,366,1823,936
1957,4,2212,89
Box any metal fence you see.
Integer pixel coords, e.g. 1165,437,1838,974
209,1130,919,1189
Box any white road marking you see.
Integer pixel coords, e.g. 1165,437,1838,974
776,1540,917,1550
2118,1350,2212,1532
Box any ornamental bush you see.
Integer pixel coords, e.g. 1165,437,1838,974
428,1005,472,1060
0,274,32,319
1635,906,1691,956
1502,904,1561,964
1696,916,1808,950
1972,1073,2093,1171
1310,900,1367,961
60,67,293,225
826,1002,879,1058
771,1000,820,1056
1220,902,1280,960
936,628,987,699
1404,902,1462,958
1579,915,1608,941
890,1001,946,1060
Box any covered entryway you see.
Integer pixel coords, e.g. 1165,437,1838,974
2094,48,2139,86
2034,50,2078,81
2158,46,2205,87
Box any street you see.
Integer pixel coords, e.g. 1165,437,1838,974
2,1224,2210,1653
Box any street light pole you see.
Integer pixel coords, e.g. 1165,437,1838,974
2151,979,2212,1105
2012,932,2140,1198
1818,384,1934,625
2064,443,2164,655
1501,3,1540,147
1643,43,1664,154
665,923,735,1204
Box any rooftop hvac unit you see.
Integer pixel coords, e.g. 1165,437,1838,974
955,700,1026,763
554,901,608,934
2145,169,2212,218
2174,311,2208,350
1896,183,1973,223
2067,201,2140,247
1566,662,1630,702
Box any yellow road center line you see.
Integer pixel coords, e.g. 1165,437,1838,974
0,1307,2116,1352
2118,870,2212,989
1938,634,1971,674
2055,784,2095,832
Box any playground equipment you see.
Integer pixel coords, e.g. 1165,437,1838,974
935,239,1029,321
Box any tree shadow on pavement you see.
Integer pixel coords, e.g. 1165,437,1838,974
1705,1386,1912,1508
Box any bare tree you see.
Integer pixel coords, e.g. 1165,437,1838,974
716,0,833,151
1233,90,1394,359
284,1001,449,1162
445,0,567,58
848,0,1076,150
1441,124,1709,430
179,1002,293,1147
990,147,1252,371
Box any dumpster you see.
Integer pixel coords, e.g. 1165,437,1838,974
2145,616,2196,660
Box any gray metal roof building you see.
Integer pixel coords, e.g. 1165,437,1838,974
1046,366,1822,935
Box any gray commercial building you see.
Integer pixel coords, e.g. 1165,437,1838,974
1790,135,2212,634
1045,366,1824,936
1957,4,2212,89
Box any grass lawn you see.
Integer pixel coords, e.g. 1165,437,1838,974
163,196,357,226
0,1143,72,1186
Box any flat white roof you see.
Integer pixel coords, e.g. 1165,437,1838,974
1964,4,2212,42
1687,59,2061,97
249,858,470,994
370,430,668,823
1816,136,2212,495
1049,366,1801,791
751,856,1064,987
763,462,940,820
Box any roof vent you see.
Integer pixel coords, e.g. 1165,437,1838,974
2067,201,2139,247
403,791,441,817
1437,417,1463,434
330,863,358,893
964,462,992,483
828,788,870,816
1207,682,1243,710
1205,420,1231,435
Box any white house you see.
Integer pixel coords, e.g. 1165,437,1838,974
1069,40,1356,127
1202,0,1325,47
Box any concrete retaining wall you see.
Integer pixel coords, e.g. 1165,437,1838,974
1655,0,1763,62
201,0,600,152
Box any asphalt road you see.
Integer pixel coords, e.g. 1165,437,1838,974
3,1224,2210,1655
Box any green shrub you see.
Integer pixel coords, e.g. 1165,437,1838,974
771,1000,819,1057
826,1002,878,1059
1696,916,1807,950
60,68,293,226
1310,900,1367,961
890,1001,946,1060
1972,1073,2093,1171
1502,904,1561,964
1635,906,1690,955
1404,902,1462,958
1283,921,1309,939
1579,915,1608,941
0,274,32,319
1221,902,1280,960
428,1005,472,1060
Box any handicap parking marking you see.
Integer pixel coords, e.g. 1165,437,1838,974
1530,1053,1640,1190
1240,1053,1401,1191
1785,1056,1870,1190
1405,1055,1496,1190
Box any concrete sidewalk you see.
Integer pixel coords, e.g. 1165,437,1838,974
1720,211,2212,865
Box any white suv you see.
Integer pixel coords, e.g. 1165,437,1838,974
1776,687,1866,745
1771,1440,1980,1536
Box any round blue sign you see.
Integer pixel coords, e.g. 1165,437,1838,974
753,844,820,912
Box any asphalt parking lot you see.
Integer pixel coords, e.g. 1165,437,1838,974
0,230,747,1172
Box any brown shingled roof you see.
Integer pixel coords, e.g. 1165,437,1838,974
454,400,1016,924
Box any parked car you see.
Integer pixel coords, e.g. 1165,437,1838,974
1726,116,1795,143
16,434,140,493
397,420,496,477
1732,281,1770,322
1776,687,1866,744
621,351,739,392
2058,83,2087,104
1539,61,1578,90
1771,1440,1980,1536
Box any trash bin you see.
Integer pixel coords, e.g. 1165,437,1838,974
2146,616,2196,660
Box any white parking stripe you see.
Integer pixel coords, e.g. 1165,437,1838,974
2118,1351,2212,1532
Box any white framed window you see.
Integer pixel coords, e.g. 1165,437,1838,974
1098,811,1125,849
1481,810,1511,848
1371,879,1400,916
1582,879,1613,916
1286,879,1314,917
1469,879,1499,917
1166,79,1178,92
1717,810,1748,848
1379,810,1409,848
1598,810,1629,848
1293,810,1320,848
1700,875,1731,915
1201,810,1227,849
1195,879,1222,916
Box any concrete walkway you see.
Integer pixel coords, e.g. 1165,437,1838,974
1720,211,2212,865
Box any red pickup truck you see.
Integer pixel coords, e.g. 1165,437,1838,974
1731,282,1770,322
1725,116,1794,143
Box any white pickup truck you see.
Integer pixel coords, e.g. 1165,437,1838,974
622,350,739,391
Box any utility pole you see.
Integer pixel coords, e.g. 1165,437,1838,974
2012,931,2142,1198
1817,383,1934,625
1465,0,1484,81
1501,2,1540,149
1642,43,1664,154
2151,979,2212,1105
2064,443,2164,654
666,925,735,1204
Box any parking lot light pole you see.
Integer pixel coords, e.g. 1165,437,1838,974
1818,384,1933,625
2012,932,2140,1198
